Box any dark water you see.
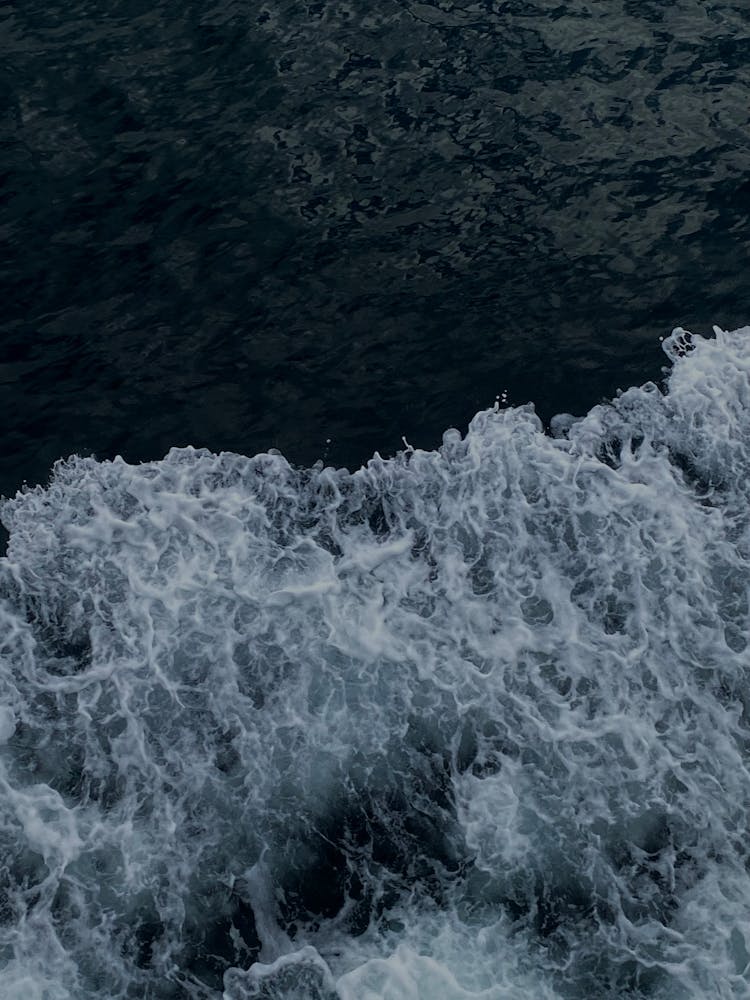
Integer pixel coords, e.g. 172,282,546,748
3,0,750,499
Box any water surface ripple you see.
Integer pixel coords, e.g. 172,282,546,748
2,0,750,491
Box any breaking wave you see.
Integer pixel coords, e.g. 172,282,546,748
1,327,749,999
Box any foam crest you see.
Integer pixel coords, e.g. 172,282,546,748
1,328,749,999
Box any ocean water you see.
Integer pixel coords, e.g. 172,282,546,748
4,0,750,996
1,327,750,999
3,0,750,495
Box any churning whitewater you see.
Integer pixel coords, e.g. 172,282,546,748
1,328,750,1000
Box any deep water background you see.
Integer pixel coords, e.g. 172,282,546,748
2,0,750,491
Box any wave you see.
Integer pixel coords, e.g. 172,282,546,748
1,327,749,999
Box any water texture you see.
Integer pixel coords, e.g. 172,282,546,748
3,2,750,996
1,328,749,998
3,0,750,493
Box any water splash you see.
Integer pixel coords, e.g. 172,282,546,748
1,328,749,999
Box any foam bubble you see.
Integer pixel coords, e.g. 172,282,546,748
0,705,15,743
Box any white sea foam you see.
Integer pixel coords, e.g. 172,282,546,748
1,328,749,999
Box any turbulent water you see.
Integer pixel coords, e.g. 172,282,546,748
5,2,750,995
1,327,749,999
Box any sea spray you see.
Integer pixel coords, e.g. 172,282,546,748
1,328,749,999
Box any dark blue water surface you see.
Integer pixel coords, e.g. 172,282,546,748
2,0,750,491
